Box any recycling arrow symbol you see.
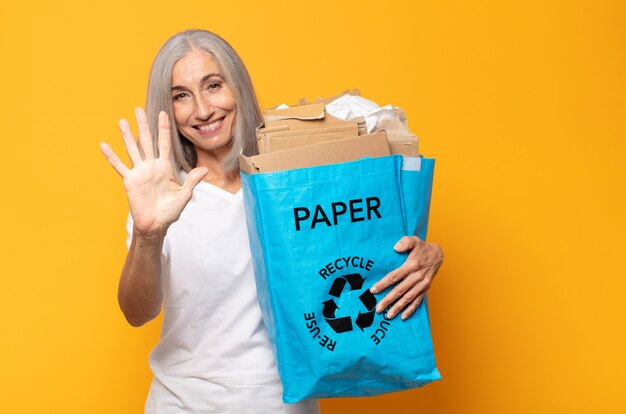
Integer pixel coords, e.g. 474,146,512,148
322,273,377,334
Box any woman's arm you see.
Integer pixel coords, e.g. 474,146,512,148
118,230,165,327
100,108,208,327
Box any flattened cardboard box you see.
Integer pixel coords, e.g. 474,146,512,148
257,124,359,154
263,103,362,132
240,132,390,174
257,95,416,156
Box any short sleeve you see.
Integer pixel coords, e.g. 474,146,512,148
125,212,134,250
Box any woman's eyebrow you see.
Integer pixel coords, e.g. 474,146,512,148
171,73,223,92
200,73,223,83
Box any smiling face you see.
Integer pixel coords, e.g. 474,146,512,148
171,49,237,159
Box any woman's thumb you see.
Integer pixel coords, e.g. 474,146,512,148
183,167,209,191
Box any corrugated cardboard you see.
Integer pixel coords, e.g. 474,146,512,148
389,139,419,156
257,124,359,153
256,91,418,157
263,103,325,121
375,118,419,156
262,103,359,131
240,132,390,174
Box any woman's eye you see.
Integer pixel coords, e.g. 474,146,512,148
207,82,222,91
173,92,188,101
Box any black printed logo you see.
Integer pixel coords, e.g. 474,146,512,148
322,273,377,333
304,256,393,352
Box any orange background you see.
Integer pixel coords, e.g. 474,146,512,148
1,0,625,413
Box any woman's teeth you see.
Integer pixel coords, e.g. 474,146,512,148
197,119,222,131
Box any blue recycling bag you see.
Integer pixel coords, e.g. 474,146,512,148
241,155,440,403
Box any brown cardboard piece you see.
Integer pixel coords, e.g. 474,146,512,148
255,90,419,157
263,105,359,132
389,139,419,156
374,118,419,156
263,103,325,121
240,132,390,174
257,124,359,153
257,102,362,154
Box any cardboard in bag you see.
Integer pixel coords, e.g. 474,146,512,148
388,140,419,156
257,124,359,154
241,132,390,174
259,94,418,156
373,115,419,156
263,102,325,121
263,103,362,131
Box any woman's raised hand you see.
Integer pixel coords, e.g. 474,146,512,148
100,107,208,237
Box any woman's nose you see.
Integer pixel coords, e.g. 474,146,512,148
194,95,214,121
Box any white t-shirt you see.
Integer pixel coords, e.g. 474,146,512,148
126,176,319,414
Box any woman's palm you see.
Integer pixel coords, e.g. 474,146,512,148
100,108,208,235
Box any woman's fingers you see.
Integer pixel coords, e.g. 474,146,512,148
118,119,142,166
375,267,424,314
371,262,409,294
135,107,155,160
157,111,172,160
182,167,209,193
367,236,443,321
383,276,430,319
380,253,441,320
394,235,424,253
401,293,425,321
100,142,130,177
370,237,422,294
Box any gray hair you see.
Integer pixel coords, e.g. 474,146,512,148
145,29,261,177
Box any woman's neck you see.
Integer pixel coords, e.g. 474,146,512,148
195,147,241,193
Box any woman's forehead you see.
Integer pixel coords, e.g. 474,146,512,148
172,49,222,85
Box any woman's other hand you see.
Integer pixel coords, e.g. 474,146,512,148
100,108,208,237
370,236,443,321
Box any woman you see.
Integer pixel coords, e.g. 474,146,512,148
100,29,442,413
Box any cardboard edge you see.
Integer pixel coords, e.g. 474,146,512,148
263,103,326,121
240,132,391,174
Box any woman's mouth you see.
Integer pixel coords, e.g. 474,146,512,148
194,117,225,134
